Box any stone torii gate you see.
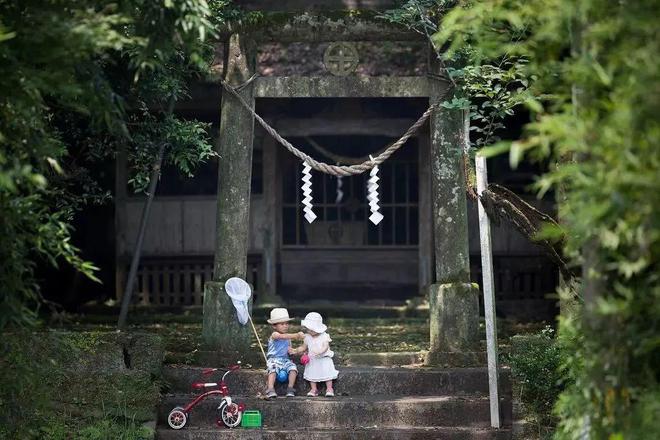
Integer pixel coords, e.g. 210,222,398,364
201,5,480,366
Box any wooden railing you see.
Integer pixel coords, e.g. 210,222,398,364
122,256,261,306
470,255,558,300
119,254,554,306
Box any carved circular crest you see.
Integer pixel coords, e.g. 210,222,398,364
323,42,359,76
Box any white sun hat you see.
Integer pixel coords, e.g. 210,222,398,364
267,308,294,324
301,312,327,334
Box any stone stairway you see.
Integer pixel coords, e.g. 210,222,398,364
156,365,512,439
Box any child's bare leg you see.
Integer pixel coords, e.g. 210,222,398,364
287,370,297,388
309,381,318,394
325,380,334,393
265,372,277,398
266,372,276,390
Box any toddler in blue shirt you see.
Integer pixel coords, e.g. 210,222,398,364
265,308,304,398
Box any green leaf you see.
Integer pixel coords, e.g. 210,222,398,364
477,142,511,158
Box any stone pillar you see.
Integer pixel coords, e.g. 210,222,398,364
202,33,256,360
427,95,480,366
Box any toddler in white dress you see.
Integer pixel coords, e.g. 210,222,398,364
290,312,339,397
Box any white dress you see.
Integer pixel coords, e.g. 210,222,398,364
303,333,339,382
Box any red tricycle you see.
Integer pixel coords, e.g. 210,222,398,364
167,364,245,430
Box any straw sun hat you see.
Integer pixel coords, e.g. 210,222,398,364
267,308,294,324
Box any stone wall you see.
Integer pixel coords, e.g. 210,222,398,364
52,331,164,420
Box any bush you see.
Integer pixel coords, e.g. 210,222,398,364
0,330,67,439
507,327,565,431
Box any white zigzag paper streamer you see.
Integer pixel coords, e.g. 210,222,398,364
301,163,317,223
335,175,344,204
367,156,384,225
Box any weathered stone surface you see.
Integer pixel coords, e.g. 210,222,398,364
428,283,480,359
118,331,165,375
235,0,402,12
194,349,264,368
201,281,254,358
204,32,257,353
254,76,438,98
429,104,470,284
428,95,479,365
54,331,164,375
341,349,486,368
3,331,164,425
343,351,427,367
220,12,424,42
157,426,512,440
212,33,256,281
425,351,486,368
162,365,511,397
159,395,512,429
57,331,125,373
56,370,160,421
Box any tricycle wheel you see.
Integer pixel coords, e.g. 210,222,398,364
167,406,187,430
220,402,242,428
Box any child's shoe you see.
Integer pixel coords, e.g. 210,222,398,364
286,388,296,397
266,389,277,399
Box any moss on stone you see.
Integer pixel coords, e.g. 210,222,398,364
1,330,165,437
220,9,381,32
201,281,253,357
216,10,415,43
118,332,166,376
55,371,160,422
48,331,165,375
428,282,480,358
64,330,108,352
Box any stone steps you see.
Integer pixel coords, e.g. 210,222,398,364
156,426,511,439
158,360,511,439
342,351,426,366
159,395,512,429
163,366,511,396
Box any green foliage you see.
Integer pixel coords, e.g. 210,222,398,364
507,327,565,432
0,1,231,329
0,331,56,439
432,0,660,437
379,1,530,148
127,109,215,192
38,412,153,440
74,417,153,440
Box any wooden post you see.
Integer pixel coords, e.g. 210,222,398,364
418,133,433,293
114,145,128,302
260,136,282,304
202,33,257,356
117,142,167,329
117,96,175,329
476,154,501,428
